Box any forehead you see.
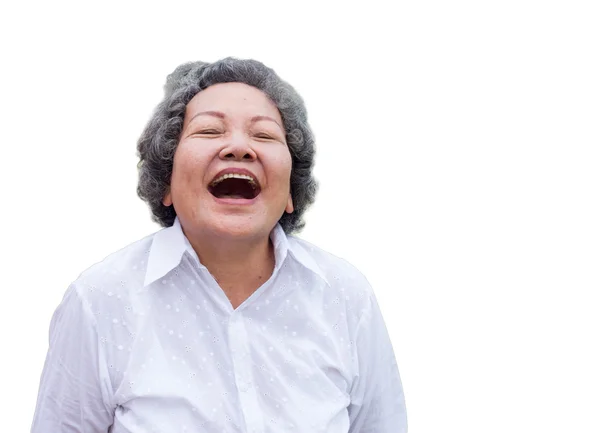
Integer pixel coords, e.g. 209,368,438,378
185,82,281,122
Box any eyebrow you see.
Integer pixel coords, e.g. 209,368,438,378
188,111,283,130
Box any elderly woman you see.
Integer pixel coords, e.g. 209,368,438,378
31,58,407,432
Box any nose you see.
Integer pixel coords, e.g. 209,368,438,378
219,132,257,161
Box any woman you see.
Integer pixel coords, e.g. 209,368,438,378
31,58,407,432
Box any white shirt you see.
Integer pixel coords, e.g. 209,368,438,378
31,218,407,433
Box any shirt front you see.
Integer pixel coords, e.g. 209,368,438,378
31,218,407,433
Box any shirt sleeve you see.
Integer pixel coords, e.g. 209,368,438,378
348,289,408,433
31,284,115,432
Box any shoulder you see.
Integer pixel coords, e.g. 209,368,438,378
288,235,374,313
71,231,157,304
289,236,371,285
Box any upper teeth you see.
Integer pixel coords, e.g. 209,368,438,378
212,173,256,185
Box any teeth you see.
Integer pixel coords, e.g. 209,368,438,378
211,173,256,186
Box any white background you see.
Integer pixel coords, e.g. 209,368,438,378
1,0,599,432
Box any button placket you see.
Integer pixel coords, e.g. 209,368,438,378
229,313,265,432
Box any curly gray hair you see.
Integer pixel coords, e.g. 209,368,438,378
136,57,318,234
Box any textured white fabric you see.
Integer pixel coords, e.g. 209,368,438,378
31,218,407,432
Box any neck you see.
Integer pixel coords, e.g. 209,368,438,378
184,229,276,305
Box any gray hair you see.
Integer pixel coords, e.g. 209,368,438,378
136,57,318,234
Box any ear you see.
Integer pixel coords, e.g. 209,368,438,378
285,193,294,214
162,190,173,207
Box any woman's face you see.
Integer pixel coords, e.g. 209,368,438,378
163,82,293,242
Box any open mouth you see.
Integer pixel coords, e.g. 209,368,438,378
208,173,261,200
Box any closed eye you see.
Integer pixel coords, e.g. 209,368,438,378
254,133,274,140
195,130,221,135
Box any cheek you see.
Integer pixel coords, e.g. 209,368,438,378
172,146,210,187
259,146,292,182
270,153,293,197
273,148,293,179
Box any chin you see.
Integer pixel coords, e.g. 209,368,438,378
206,216,272,241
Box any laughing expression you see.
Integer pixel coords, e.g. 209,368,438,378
163,82,294,241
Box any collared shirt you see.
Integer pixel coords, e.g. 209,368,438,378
31,218,407,433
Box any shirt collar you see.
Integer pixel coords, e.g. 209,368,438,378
143,217,329,287
270,225,329,286
143,217,190,287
